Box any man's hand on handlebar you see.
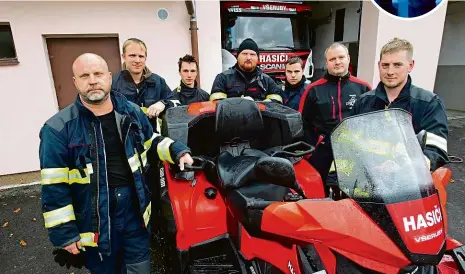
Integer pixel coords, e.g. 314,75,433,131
178,153,194,171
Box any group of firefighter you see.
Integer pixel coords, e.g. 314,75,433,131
38,36,449,273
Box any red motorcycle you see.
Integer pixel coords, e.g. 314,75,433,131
156,98,465,274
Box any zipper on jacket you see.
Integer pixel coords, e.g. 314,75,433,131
122,118,146,217
337,79,343,121
123,117,131,146
98,123,111,253
135,147,143,174
387,96,405,109
331,96,336,119
91,125,101,236
124,118,143,174
92,124,103,261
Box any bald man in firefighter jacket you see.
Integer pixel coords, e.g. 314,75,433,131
39,53,193,273
299,43,371,184
210,38,283,103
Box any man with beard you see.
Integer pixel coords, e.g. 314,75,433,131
39,53,193,273
210,38,283,103
351,37,449,171
280,56,309,111
173,54,209,105
299,42,371,186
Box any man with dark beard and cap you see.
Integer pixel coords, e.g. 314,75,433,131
210,38,283,103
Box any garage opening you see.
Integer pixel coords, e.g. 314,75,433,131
46,36,122,110
434,1,465,112
219,1,364,83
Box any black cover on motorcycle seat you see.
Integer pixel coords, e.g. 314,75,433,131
254,157,296,189
215,98,264,144
216,150,297,191
217,151,259,191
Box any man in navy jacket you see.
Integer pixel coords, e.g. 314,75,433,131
111,38,180,130
280,56,309,111
39,53,193,273
350,37,448,170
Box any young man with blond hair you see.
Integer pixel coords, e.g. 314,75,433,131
351,37,449,171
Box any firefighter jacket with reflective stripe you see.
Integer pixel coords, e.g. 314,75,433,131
299,72,371,145
351,76,449,171
210,64,283,103
39,92,190,255
112,69,180,110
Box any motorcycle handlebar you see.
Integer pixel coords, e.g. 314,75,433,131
183,156,208,171
270,141,315,158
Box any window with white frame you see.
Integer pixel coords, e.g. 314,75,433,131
0,23,19,65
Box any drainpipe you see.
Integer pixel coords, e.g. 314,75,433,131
185,0,201,87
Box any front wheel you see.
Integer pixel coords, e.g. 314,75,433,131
252,259,283,274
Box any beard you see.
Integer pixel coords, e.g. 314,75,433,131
81,89,109,105
239,61,256,72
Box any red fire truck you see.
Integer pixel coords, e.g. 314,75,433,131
220,0,315,82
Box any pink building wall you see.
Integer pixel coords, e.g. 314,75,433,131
0,1,222,175
358,0,448,91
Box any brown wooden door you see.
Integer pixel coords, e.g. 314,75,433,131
46,37,122,110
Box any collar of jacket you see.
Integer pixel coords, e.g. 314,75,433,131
284,77,307,90
74,91,138,121
177,80,199,96
121,66,154,84
375,75,412,103
324,71,350,82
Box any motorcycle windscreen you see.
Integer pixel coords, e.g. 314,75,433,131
330,108,445,255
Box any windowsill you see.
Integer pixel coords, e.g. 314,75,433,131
0,58,20,66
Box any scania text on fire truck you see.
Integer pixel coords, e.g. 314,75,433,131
220,1,316,82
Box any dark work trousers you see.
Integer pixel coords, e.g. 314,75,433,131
307,142,334,196
84,186,150,274
148,160,162,237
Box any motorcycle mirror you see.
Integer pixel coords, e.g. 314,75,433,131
416,130,427,150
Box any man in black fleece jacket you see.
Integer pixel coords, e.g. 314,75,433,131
172,54,209,105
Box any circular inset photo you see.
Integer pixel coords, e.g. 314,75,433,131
373,0,444,19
